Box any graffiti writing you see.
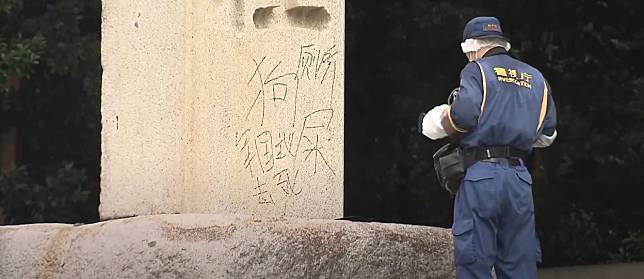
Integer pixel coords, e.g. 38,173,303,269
235,43,339,208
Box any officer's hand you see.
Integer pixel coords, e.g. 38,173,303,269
418,112,426,134
421,104,449,140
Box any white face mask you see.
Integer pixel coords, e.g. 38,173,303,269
461,39,482,53
460,38,511,54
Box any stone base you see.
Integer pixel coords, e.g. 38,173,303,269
0,214,454,278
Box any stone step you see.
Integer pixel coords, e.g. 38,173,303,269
0,214,455,278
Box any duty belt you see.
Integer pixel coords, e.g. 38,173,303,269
462,146,528,168
432,144,528,196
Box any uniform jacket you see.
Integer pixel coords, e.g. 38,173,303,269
448,47,557,152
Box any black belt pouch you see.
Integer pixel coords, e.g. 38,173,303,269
432,143,466,195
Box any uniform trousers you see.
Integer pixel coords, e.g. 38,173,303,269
452,159,541,279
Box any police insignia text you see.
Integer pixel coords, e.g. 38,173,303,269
493,67,533,89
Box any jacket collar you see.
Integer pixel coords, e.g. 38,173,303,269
483,47,508,57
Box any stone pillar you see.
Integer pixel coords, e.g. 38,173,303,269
100,0,344,220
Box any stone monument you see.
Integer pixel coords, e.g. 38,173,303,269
1,2,457,278
100,0,344,220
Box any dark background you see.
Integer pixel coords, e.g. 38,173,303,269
1,0,643,267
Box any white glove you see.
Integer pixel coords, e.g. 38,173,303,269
533,130,557,148
421,104,449,140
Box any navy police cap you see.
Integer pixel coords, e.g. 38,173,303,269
463,16,509,41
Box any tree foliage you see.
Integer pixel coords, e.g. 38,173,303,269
0,0,100,224
346,0,644,267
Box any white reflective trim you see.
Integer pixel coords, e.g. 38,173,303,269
533,130,558,148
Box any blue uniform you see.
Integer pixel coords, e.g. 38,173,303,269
448,48,556,279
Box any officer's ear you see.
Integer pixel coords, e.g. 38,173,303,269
465,52,474,62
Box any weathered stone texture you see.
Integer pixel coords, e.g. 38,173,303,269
101,0,345,219
0,215,455,278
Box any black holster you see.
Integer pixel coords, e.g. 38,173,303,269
432,143,465,195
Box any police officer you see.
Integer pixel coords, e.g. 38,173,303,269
421,17,557,278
